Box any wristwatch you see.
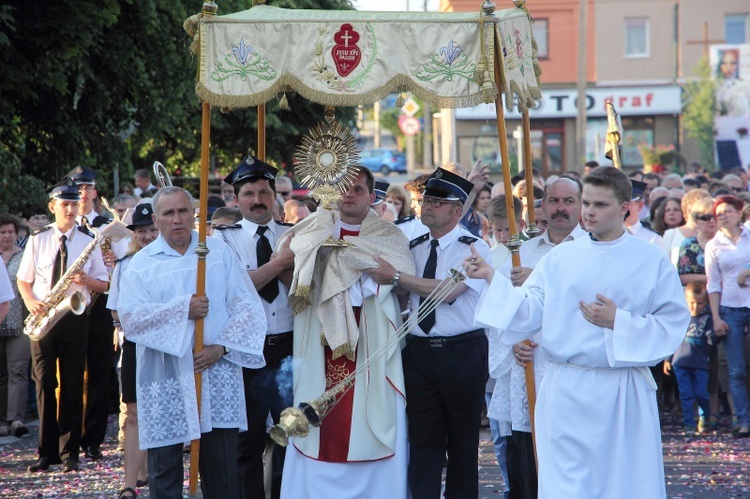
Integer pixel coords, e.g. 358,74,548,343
391,271,401,288
223,345,230,356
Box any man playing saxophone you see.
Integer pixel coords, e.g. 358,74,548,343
17,179,109,473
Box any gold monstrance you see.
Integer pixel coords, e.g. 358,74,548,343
295,107,361,209
294,107,362,247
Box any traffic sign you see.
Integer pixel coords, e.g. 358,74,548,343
402,98,420,117
398,115,421,136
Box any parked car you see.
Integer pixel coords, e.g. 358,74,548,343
359,148,407,175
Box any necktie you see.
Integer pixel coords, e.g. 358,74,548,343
418,239,439,334
52,235,68,286
256,226,279,303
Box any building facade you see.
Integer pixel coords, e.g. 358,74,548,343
442,0,750,174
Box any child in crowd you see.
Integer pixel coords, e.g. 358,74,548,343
665,282,720,436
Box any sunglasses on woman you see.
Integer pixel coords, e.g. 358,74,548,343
694,214,716,222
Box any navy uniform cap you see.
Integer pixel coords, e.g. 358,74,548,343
422,167,473,204
127,203,154,231
69,166,98,186
48,179,82,201
373,179,390,204
224,155,278,186
631,179,647,201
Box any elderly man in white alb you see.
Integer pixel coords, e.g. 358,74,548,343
465,167,689,499
117,186,267,498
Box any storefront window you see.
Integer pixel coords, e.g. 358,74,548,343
459,124,564,178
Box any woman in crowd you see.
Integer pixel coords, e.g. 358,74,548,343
677,197,724,430
461,184,492,237
0,214,30,438
385,185,411,219
652,197,685,236
705,195,750,438
663,189,711,264
108,204,158,498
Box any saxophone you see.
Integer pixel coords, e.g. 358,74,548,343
23,228,101,341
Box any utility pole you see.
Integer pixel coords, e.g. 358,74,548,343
373,100,381,148
575,0,588,169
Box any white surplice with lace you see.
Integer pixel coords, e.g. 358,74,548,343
117,232,266,449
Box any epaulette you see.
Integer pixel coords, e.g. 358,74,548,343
277,221,294,227
31,226,52,236
395,215,415,225
458,235,478,245
213,224,241,231
92,215,112,228
410,233,429,249
77,225,96,238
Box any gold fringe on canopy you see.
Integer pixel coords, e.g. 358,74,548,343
185,5,538,111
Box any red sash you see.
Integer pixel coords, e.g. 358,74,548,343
318,226,360,462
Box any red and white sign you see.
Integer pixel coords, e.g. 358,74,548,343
455,85,682,119
398,115,421,135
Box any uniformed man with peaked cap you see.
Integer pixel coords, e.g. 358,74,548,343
365,166,492,499
17,180,109,473
218,155,296,499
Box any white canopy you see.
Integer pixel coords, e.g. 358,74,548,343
190,4,541,111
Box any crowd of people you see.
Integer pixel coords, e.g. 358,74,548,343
0,157,748,498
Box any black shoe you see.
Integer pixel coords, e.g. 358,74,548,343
84,445,103,460
28,457,59,472
62,457,79,472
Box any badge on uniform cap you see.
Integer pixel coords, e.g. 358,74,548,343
141,207,149,215
435,169,443,179
224,155,277,186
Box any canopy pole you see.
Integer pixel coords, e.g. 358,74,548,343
258,103,266,161
522,111,541,239
189,3,217,494
493,33,537,464
189,100,211,497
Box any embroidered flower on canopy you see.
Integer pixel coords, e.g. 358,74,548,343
440,40,462,66
232,38,254,66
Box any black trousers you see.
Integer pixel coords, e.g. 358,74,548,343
237,334,293,499
403,332,488,499
148,427,239,499
30,312,89,461
81,295,115,450
507,430,538,499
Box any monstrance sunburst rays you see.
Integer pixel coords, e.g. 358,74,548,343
294,109,361,209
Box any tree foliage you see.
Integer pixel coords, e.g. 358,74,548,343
0,0,353,212
682,57,716,169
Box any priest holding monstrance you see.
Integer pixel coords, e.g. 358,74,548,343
276,116,415,498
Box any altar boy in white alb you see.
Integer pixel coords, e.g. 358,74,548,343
465,167,690,499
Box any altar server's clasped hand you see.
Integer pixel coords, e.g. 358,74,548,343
579,294,617,329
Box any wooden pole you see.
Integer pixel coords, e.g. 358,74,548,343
189,100,211,497
258,103,266,161
493,32,538,461
522,111,541,239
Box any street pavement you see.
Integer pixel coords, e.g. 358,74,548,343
1,411,749,498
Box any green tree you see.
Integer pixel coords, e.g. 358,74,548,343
682,57,716,169
0,0,354,212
